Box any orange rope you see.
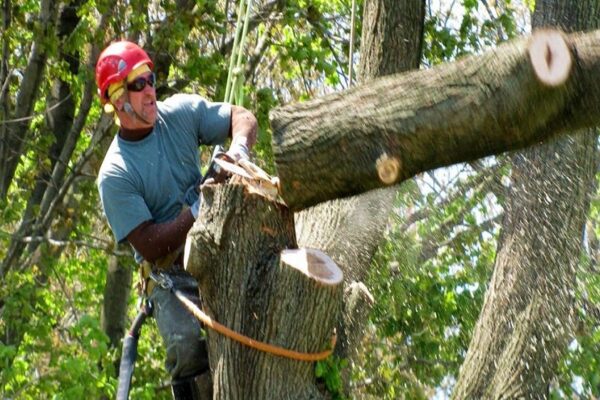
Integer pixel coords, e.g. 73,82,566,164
175,290,336,362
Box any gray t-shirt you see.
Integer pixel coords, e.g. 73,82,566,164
97,94,231,261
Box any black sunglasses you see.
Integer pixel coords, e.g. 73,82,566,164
127,73,156,92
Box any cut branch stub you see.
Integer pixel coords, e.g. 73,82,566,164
376,153,401,185
185,183,343,399
529,30,572,86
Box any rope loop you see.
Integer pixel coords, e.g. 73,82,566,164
174,290,336,362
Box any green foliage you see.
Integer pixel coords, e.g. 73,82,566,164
0,252,116,398
0,246,172,399
316,356,349,399
356,166,500,398
525,0,536,12
423,0,522,66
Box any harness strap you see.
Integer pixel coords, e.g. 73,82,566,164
139,247,184,295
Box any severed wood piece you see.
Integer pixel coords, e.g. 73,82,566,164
280,248,343,286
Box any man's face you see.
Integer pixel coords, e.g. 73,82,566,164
120,72,158,128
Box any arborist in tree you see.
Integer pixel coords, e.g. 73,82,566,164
94,40,257,399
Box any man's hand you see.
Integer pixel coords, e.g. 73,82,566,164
228,105,257,162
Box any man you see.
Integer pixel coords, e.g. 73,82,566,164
95,40,257,399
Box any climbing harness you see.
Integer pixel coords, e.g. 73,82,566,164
151,270,337,362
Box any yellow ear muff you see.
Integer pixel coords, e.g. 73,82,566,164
103,103,115,113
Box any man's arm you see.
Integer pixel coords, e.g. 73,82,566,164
228,105,258,157
126,210,195,263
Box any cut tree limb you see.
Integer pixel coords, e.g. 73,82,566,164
184,183,343,400
270,28,600,211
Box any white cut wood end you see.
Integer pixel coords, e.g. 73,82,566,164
529,29,572,87
281,248,343,286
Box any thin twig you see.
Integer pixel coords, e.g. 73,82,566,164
0,93,73,125
20,235,131,257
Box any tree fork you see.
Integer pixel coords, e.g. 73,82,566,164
270,28,600,211
184,183,343,399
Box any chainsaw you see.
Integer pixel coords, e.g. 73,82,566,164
200,145,280,202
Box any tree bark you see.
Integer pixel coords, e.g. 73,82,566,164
271,28,600,211
0,0,11,135
101,252,133,347
359,0,424,78
185,183,343,399
452,1,600,398
0,0,57,200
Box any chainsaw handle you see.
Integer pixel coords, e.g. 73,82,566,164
201,145,235,185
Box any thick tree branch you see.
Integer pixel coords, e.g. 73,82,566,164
270,29,600,211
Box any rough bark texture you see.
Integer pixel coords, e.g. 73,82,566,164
271,28,600,211
0,0,57,200
452,1,600,398
359,0,424,78
101,253,133,347
185,183,342,400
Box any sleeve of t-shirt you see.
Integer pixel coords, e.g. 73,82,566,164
197,99,231,145
171,94,231,146
98,174,153,243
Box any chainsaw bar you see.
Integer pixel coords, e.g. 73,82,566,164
213,157,254,180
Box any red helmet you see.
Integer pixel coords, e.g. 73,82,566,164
95,40,154,103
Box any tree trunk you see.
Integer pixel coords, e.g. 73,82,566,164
452,1,600,398
270,28,600,211
0,0,12,150
101,253,133,347
359,0,424,78
295,0,425,366
0,0,57,200
185,183,343,399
